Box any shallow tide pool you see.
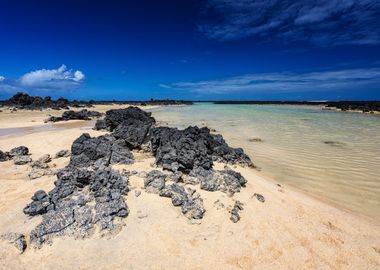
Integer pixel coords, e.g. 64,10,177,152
151,103,380,221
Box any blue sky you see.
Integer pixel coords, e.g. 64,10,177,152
0,0,379,100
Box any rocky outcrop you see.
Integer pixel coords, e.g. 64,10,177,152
24,166,129,247
95,107,155,132
22,106,253,248
150,126,252,173
47,109,102,122
70,133,133,167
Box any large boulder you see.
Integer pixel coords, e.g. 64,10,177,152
94,107,155,131
70,133,133,167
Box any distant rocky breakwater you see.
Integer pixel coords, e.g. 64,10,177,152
0,92,193,111
1,106,256,251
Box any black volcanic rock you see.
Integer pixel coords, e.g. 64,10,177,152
25,166,129,246
95,107,155,131
9,146,29,157
159,183,205,219
47,109,102,122
70,133,133,167
150,126,252,173
22,106,253,248
0,150,9,162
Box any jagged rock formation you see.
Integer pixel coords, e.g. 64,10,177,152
47,109,102,122
24,166,129,246
23,106,253,248
70,134,133,167
159,183,205,219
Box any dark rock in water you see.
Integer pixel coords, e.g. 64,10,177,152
0,150,9,162
248,138,263,142
151,126,252,173
47,109,102,122
209,134,252,166
13,155,32,165
94,107,155,131
9,146,29,157
323,141,346,147
25,166,130,246
252,193,265,203
54,149,70,158
144,170,166,193
150,126,213,173
230,200,244,223
70,133,133,167
0,233,27,253
159,183,205,219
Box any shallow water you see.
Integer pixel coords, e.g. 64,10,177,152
151,103,380,221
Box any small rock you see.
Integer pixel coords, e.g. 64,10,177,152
252,193,265,203
55,149,70,158
248,138,263,142
9,146,29,157
13,155,32,165
135,190,141,197
0,150,10,162
144,170,166,193
0,233,27,253
230,200,244,223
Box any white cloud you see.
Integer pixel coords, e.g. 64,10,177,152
74,70,85,81
161,68,380,94
19,64,85,89
0,76,5,82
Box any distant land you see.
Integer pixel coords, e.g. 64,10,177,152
1,93,380,113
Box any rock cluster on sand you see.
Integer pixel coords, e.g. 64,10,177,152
0,146,32,165
47,109,102,122
22,106,253,248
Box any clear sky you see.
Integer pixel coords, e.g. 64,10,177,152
0,0,379,101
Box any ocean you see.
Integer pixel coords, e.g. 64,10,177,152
151,103,380,221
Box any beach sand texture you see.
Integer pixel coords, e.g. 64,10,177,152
0,105,379,270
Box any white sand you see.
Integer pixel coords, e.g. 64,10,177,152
0,105,379,270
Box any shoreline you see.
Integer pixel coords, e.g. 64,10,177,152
1,104,379,224
0,104,380,269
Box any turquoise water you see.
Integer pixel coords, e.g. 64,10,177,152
151,103,380,220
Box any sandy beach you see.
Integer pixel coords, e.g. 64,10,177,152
0,105,380,270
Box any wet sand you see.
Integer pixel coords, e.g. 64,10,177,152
0,105,380,270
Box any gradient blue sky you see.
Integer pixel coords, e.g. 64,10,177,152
0,0,379,100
